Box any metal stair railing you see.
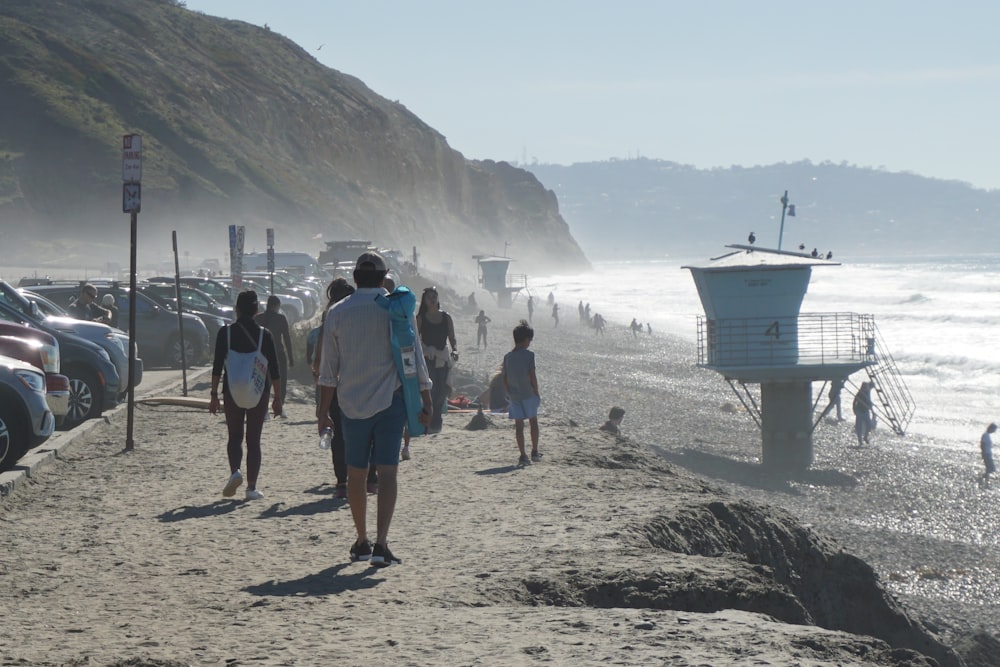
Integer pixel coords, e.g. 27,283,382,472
861,321,915,435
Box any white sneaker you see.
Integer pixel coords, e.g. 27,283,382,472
222,470,243,497
245,488,264,501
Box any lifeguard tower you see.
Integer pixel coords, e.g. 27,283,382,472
474,255,527,308
683,194,914,472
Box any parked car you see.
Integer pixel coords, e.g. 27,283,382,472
14,286,141,397
243,271,320,318
0,354,55,471
146,276,234,306
0,323,70,427
27,283,210,369
135,283,229,341
214,276,304,323
0,302,122,428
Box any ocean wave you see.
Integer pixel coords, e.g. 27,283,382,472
895,352,1000,377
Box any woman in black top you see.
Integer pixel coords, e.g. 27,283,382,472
417,287,457,433
209,290,281,500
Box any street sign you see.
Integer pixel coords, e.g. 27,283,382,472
266,227,274,247
267,247,275,273
122,134,142,182
122,182,141,213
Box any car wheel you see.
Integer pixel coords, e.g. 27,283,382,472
0,404,27,471
64,369,103,428
167,335,199,368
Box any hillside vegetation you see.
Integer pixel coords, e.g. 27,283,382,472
0,0,588,275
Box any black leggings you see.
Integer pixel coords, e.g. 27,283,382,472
223,383,269,489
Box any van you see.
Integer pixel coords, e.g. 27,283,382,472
241,252,325,278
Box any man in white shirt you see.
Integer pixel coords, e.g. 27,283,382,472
318,251,432,567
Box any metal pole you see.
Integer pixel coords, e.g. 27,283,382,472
777,190,789,252
126,210,137,451
171,231,188,396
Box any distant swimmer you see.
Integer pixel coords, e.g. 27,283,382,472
826,251,833,260
748,232,756,245
799,243,806,251
811,248,818,257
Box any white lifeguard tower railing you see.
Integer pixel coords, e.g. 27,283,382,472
684,243,914,472
474,255,527,308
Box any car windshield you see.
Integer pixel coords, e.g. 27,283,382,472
0,283,38,319
20,290,68,318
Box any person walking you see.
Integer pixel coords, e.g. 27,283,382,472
209,290,282,501
852,381,875,446
503,319,541,465
981,423,997,485
255,295,294,414
474,309,491,349
317,252,433,566
312,277,378,498
417,286,457,434
827,378,845,421
526,295,534,323
551,302,559,328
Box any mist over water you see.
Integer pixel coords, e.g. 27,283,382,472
536,253,1000,451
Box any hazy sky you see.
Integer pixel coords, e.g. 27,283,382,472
184,1,1000,190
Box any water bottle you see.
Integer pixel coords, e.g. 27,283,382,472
319,427,333,450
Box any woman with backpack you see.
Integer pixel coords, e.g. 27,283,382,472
209,290,281,501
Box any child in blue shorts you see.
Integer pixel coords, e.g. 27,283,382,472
502,319,541,465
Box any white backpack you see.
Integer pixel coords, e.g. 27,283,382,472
225,325,269,409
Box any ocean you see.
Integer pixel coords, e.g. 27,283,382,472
533,253,1000,451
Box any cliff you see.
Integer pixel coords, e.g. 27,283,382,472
0,0,588,275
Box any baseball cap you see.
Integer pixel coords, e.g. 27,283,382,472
355,251,387,272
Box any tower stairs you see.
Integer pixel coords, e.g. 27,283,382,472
858,320,915,436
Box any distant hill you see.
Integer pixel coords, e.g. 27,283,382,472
0,0,588,275
528,158,1000,260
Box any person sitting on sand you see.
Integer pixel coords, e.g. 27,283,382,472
503,319,541,465
981,423,997,485
600,406,626,435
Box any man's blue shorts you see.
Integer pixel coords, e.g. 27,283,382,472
508,395,540,420
341,390,405,468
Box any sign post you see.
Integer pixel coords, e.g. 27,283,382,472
122,134,142,452
266,227,275,297
171,231,188,396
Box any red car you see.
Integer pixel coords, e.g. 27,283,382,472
0,323,70,426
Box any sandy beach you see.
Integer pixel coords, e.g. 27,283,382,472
0,288,994,666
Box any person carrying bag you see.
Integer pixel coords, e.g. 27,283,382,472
209,290,281,501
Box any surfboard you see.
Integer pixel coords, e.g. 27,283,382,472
375,286,426,436
138,396,211,409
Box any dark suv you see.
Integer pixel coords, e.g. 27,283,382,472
28,283,210,369
136,283,231,341
0,301,121,428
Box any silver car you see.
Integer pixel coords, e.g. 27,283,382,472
15,287,142,397
0,354,54,471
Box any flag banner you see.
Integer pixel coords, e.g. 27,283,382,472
788,204,796,216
